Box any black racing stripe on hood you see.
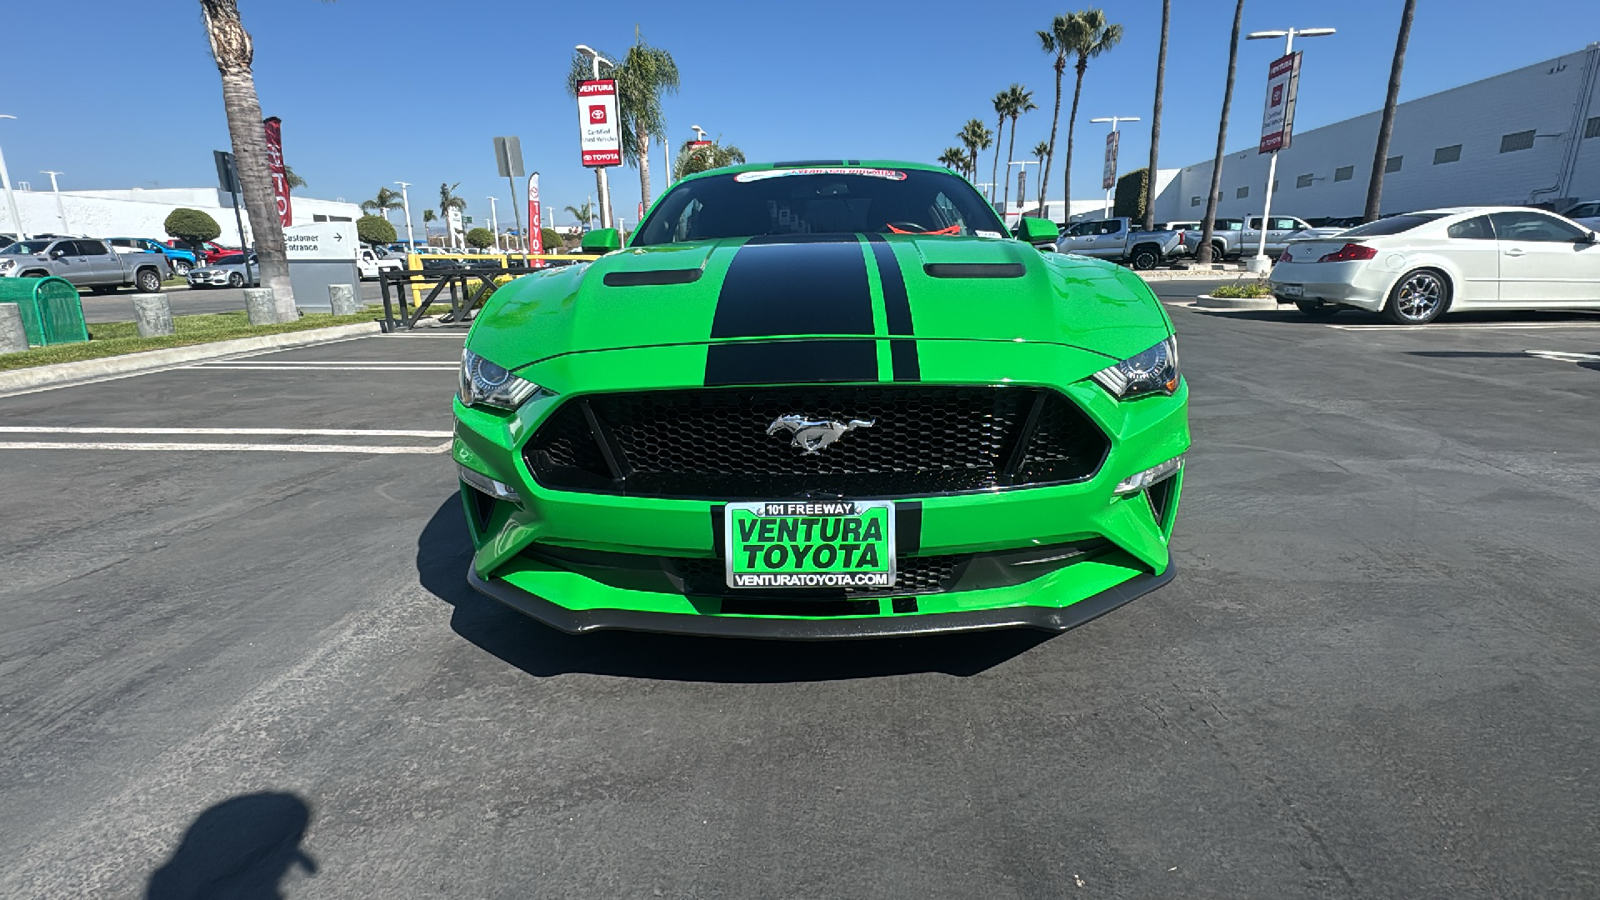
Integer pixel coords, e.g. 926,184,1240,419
704,340,877,386
890,339,920,382
710,236,873,338
862,234,913,335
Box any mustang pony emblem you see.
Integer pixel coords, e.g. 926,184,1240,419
767,415,876,455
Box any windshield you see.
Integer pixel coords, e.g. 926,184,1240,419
2,241,53,255
212,254,252,266
632,167,1007,246
1338,214,1446,237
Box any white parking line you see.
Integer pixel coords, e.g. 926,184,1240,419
1527,350,1600,362
188,364,457,371
0,441,450,454
193,361,453,366
1327,323,1600,331
0,426,452,437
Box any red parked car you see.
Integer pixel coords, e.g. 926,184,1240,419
166,239,238,264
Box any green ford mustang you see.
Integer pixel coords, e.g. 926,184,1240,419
452,161,1188,638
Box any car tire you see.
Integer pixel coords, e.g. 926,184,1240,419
1384,269,1449,325
135,268,162,293
172,259,192,276
228,272,245,288
1130,246,1161,271
1294,299,1341,319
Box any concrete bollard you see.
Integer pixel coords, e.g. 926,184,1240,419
0,304,28,354
132,293,175,338
328,283,361,316
244,288,278,325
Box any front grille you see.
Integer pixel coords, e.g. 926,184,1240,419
669,555,964,599
524,385,1108,500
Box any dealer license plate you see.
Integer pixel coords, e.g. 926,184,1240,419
725,501,896,589
1278,283,1305,298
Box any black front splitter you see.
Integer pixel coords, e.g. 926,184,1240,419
465,563,1174,641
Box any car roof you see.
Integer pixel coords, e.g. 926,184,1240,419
676,159,952,184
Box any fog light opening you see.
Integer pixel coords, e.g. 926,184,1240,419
458,464,522,504
1114,455,1183,496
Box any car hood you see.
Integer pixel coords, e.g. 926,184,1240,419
467,234,1171,374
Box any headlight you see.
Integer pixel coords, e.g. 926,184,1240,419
0,259,13,271
1091,337,1179,400
459,348,545,410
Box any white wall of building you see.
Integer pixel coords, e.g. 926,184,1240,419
1154,44,1600,223
0,185,361,245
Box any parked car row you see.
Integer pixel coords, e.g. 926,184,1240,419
0,237,169,292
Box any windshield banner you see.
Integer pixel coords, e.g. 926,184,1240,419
732,168,907,183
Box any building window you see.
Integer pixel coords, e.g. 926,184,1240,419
1334,165,1354,182
1236,186,1249,199
1584,117,1600,139
1385,156,1403,173
1500,130,1536,153
312,214,328,222
1190,196,1201,207
1272,180,1279,192
1296,174,1314,189
1434,144,1462,165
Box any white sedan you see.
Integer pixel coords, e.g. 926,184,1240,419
1268,206,1600,324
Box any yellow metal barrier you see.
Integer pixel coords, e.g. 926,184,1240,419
402,251,601,304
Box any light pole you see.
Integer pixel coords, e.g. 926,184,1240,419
1007,161,1039,222
1089,116,1140,217
394,181,415,250
487,196,500,251
575,44,616,229
40,170,67,233
1246,26,1335,271
0,115,24,239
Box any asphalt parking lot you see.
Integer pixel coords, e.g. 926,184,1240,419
3,291,1600,898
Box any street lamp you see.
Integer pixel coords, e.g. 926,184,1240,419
40,170,67,234
575,44,616,229
0,115,24,239
394,181,414,251
1245,27,1335,271
1089,116,1140,217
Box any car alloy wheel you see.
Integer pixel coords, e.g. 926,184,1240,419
1131,248,1160,271
173,260,192,275
228,272,244,288
137,269,162,293
1386,270,1447,325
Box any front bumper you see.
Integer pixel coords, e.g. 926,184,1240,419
455,345,1189,638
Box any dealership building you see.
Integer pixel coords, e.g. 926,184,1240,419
0,185,361,244
1148,43,1600,224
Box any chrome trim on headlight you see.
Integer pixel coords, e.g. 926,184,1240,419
1092,337,1180,400
458,348,547,410
1114,455,1183,495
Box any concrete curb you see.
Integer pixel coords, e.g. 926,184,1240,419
1194,294,1281,311
0,321,383,395
1138,266,1252,281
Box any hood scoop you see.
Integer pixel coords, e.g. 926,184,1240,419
602,269,703,287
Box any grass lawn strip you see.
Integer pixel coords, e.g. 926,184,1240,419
0,308,388,372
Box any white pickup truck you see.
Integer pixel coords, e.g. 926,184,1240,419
357,246,404,280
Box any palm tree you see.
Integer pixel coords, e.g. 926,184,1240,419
422,209,437,246
1001,84,1037,215
673,140,746,180
1144,0,1170,231
283,165,306,190
198,0,296,319
990,89,1011,204
438,182,466,247
566,30,681,215
1044,10,1122,216
1365,0,1416,222
938,147,968,173
360,186,404,222
1037,14,1078,217
959,120,992,184
1197,0,1246,266
564,201,595,228
1032,141,1050,213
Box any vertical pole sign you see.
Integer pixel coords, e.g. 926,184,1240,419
213,149,253,287
577,79,621,229
527,173,545,268
1102,130,1120,191
1258,53,1302,153
492,136,527,261
1017,167,1027,205
263,117,291,227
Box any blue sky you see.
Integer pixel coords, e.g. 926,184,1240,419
0,0,1592,232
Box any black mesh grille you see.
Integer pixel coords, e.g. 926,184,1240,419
524,385,1108,500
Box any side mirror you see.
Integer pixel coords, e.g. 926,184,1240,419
50,249,66,259
1015,217,1060,247
1584,230,1598,244
580,228,622,254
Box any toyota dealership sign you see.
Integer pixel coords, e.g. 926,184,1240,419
577,79,622,168
1259,52,1302,154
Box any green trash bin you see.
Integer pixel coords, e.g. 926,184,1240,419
0,277,89,347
